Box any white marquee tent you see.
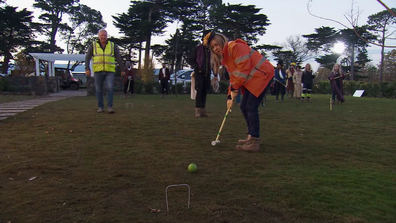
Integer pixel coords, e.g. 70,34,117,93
29,53,86,77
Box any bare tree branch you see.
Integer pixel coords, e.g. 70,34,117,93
307,0,396,48
377,0,396,18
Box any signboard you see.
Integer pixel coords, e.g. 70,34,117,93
353,90,365,97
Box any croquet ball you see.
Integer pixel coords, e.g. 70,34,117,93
188,163,197,173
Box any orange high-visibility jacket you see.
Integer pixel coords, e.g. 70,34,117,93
222,39,275,97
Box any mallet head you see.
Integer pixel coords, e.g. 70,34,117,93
211,140,220,146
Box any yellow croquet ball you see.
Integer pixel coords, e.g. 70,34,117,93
188,163,197,173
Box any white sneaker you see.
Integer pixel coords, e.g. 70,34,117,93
97,107,104,113
107,107,115,113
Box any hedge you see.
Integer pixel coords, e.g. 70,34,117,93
314,81,396,98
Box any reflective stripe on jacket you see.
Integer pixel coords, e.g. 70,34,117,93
92,41,116,73
222,39,275,97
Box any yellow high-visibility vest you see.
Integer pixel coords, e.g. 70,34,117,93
92,41,116,73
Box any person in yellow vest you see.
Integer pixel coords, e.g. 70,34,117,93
205,31,275,152
85,29,125,113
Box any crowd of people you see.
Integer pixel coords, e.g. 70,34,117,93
85,29,346,153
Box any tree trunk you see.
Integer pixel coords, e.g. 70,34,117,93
350,44,355,81
144,9,153,71
138,42,142,70
173,28,179,97
379,32,386,82
50,23,58,53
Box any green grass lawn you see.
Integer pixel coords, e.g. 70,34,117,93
0,94,395,223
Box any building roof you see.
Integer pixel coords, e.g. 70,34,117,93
29,53,85,62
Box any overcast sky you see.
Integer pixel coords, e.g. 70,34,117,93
11,0,396,70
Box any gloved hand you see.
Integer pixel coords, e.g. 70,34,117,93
227,99,234,110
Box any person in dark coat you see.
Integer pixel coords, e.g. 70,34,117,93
274,61,286,102
301,63,315,102
328,63,345,104
158,63,170,98
188,30,218,117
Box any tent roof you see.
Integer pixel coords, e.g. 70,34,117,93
29,53,85,62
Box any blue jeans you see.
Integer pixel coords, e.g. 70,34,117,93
94,72,114,108
240,88,266,138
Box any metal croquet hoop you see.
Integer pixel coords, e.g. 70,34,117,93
125,103,133,109
165,184,190,211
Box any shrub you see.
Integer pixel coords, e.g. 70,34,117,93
153,81,161,94
185,82,191,94
143,82,154,94
170,83,184,94
315,81,332,94
134,80,144,94
0,78,9,91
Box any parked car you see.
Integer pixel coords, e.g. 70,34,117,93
169,69,193,86
55,68,80,90
72,72,87,88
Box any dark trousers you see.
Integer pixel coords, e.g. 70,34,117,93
240,88,266,138
332,80,342,101
160,79,169,95
195,73,210,108
274,81,285,101
124,80,134,94
302,83,312,98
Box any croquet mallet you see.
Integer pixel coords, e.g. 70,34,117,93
275,78,287,87
127,79,131,93
211,101,233,146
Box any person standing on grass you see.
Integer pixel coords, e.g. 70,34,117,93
301,63,315,102
85,29,125,113
274,61,286,102
123,61,135,97
286,62,295,98
206,31,274,152
158,63,170,98
328,63,345,104
188,30,218,118
293,65,303,99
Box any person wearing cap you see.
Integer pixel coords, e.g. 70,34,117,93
293,65,303,99
158,63,170,98
206,31,275,152
274,61,286,102
286,63,296,98
188,30,218,117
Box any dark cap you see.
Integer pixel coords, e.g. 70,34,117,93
202,30,211,40
203,30,216,47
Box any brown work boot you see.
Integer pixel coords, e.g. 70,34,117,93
235,137,260,152
200,108,211,117
194,108,201,118
238,135,251,144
